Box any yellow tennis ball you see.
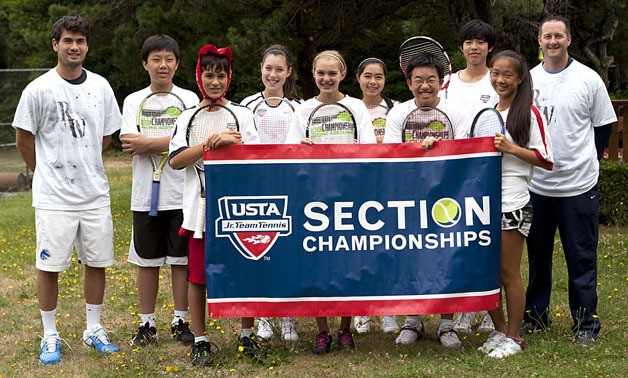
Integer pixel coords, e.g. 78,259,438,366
432,198,460,226
427,120,445,131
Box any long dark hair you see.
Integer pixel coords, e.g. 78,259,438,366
490,50,532,147
262,44,301,100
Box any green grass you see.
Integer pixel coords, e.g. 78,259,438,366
0,155,626,377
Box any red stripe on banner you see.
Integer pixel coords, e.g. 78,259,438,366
204,138,497,162
207,293,500,318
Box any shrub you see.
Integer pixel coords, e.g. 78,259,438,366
599,159,628,226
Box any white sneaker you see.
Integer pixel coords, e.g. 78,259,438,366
478,312,495,333
395,319,424,345
354,316,371,334
82,324,119,354
488,337,522,358
256,318,274,340
382,316,400,334
280,318,299,343
477,330,507,354
437,327,462,349
453,312,474,334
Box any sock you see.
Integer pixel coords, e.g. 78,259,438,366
172,310,188,325
141,313,156,328
194,335,208,344
439,319,454,332
86,303,103,331
240,328,253,338
41,309,58,335
404,315,420,328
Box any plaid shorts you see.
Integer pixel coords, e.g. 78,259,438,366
501,201,533,237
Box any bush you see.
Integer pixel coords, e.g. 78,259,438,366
599,159,628,226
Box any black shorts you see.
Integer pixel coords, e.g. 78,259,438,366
132,210,187,259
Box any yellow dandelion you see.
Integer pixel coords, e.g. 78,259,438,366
238,345,244,352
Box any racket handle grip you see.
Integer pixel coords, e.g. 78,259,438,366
193,198,205,239
148,182,159,217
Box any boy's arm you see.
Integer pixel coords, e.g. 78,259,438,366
120,133,171,156
16,128,36,171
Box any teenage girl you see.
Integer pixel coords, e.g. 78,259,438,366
356,57,397,144
478,50,553,358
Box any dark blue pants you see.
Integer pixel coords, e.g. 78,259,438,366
524,186,601,337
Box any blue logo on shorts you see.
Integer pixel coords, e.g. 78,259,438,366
40,249,51,261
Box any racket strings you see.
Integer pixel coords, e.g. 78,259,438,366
188,107,237,169
366,105,389,136
139,95,184,138
254,101,294,144
471,110,505,137
403,109,453,142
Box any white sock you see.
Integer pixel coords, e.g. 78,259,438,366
404,316,420,328
141,313,156,328
86,303,102,331
439,319,454,332
240,328,253,338
172,310,188,325
41,309,57,335
194,335,208,344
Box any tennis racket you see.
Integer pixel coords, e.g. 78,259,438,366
306,102,357,144
252,96,295,144
398,36,452,95
137,91,186,216
401,106,454,143
469,108,506,137
365,103,389,143
186,103,240,239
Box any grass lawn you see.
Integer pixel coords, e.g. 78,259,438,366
0,154,626,377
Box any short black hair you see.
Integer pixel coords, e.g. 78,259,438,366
141,35,180,62
52,15,90,44
458,19,495,49
199,53,230,74
405,52,444,80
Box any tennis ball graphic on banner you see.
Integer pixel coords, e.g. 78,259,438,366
431,198,461,227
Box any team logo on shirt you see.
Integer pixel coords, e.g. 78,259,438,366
480,95,491,104
215,196,292,260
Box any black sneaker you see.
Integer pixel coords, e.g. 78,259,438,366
238,335,267,360
191,340,218,366
171,319,194,345
131,322,157,347
574,330,596,346
312,331,332,355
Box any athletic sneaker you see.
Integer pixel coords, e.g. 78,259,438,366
353,316,371,334
239,335,267,360
454,312,474,334
82,324,119,354
280,318,299,343
39,332,61,365
395,320,425,345
438,327,462,349
171,319,194,345
337,328,355,349
131,322,157,347
519,320,547,336
312,331,332,355
191,340,217,366
382,316,400,334
256,318,274,341
574,330,596,346
478,312,495,333
477,330,507,354
488,337,522,358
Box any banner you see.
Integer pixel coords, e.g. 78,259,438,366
204,139,502,318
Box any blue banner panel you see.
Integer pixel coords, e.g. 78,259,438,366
204,139,502,317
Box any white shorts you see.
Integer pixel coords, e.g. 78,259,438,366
35,207,114,272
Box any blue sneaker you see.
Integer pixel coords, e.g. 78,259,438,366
83,324,119,354
39,332,61,365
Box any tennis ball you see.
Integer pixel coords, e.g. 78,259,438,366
427,120,445,131
260,235,271,244
431,198,461,227
164,106,182,117
373,118,386,128
337,111,353,122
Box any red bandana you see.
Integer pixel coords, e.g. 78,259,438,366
195,44,233,103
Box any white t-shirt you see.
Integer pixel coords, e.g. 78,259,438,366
443,70,498,120
529,59,617,197
12,69,121,210
241,92,302,144
382,98,470,142
121,86,199,212
240,92,302,110
169,101,260,231
499,107,553,212
284,95,377,144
